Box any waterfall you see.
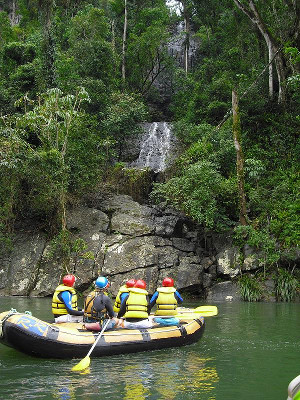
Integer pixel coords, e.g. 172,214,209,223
132,122,175,172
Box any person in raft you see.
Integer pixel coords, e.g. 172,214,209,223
83,276,113,323
52,274,84,323
84,276,116,331
149,277,183,316
113,278,137,314
115,279,153,329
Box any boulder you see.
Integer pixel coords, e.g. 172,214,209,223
216,248,241,277
206,281,241,301
0,232,47,296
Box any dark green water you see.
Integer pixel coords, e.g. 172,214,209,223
0,297,299,399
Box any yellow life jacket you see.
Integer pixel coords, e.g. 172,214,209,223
52,284,78,315
124,288,148,319
113,285,129,313
154,287,177,316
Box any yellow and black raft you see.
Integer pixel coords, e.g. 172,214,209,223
0,310,205,359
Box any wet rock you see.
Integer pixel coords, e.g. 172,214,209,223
206,281,241,302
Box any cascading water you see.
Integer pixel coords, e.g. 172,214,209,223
132,122,175,173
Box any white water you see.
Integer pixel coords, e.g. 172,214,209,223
133,122,173,172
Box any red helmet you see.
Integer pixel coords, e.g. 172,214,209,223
126,279,136,288
62,274,76,287
162,277,174,287
134,279,146,290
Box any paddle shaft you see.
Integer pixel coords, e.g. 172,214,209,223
86,318,110,358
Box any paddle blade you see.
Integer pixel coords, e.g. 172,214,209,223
194,306,218,316
72,356,90,372
175,312,215,319
176,305,218,316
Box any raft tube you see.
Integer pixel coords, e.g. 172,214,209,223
0,311,205,359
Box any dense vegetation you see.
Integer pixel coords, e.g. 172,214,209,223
0,0,299,295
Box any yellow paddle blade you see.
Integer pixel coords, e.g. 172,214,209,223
194,306,218,315
175,312,215,319
72,356,91,372
175,306,218,319
177,305,218,316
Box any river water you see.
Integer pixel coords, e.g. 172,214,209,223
0,297,299,400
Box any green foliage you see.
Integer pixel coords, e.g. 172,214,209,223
54,5,117,109
0,87,108,233
46,229,94,270
0,126,29,240
0,12,16,46
172,121,236,177
234,225,280,270
150,160,235,231
0,39,39,112
284,47,300,65
3,42,36,67
274,268,298,302
239,274,262,302
102,91,147,158
246,167,300,249
107,163,154,203
126,8,172,94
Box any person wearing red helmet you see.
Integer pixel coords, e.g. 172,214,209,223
115,279,152,329
52,274,84,323
149,277,183,316
113,279,136,314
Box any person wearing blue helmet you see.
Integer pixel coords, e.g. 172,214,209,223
84,276,116,331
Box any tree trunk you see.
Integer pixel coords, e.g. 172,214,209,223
122,0,127,83
232,89,248,226
38,0,55,86
268,42,274,100
233,0,286,104
183,2,190,75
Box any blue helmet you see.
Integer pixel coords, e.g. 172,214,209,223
95,276,109,289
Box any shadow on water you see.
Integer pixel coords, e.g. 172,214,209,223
0,298,299,399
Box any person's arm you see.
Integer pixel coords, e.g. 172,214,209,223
59,291,84,316
119,292,127,304
175,290,183,304
117,293,129,318
146,295,150,315
104,295,115,318
148,291,158,312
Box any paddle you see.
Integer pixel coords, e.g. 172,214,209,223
176,305,218,316
72,319,110,372
149,305,218,321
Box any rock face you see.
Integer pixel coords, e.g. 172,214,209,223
0,192,258,299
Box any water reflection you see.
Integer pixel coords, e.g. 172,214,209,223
48,352,219,400
53,383,76,400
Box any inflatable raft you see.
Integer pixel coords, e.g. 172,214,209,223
0,310,205,359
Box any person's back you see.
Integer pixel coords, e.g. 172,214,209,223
84,276,116,331
116,279,152,329
52,274,84,323
84,288,103,323
149,277,183,316
113,279,136,314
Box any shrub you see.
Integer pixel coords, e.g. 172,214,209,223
150,160,234,231
239,274,262,302
274,268,298,302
